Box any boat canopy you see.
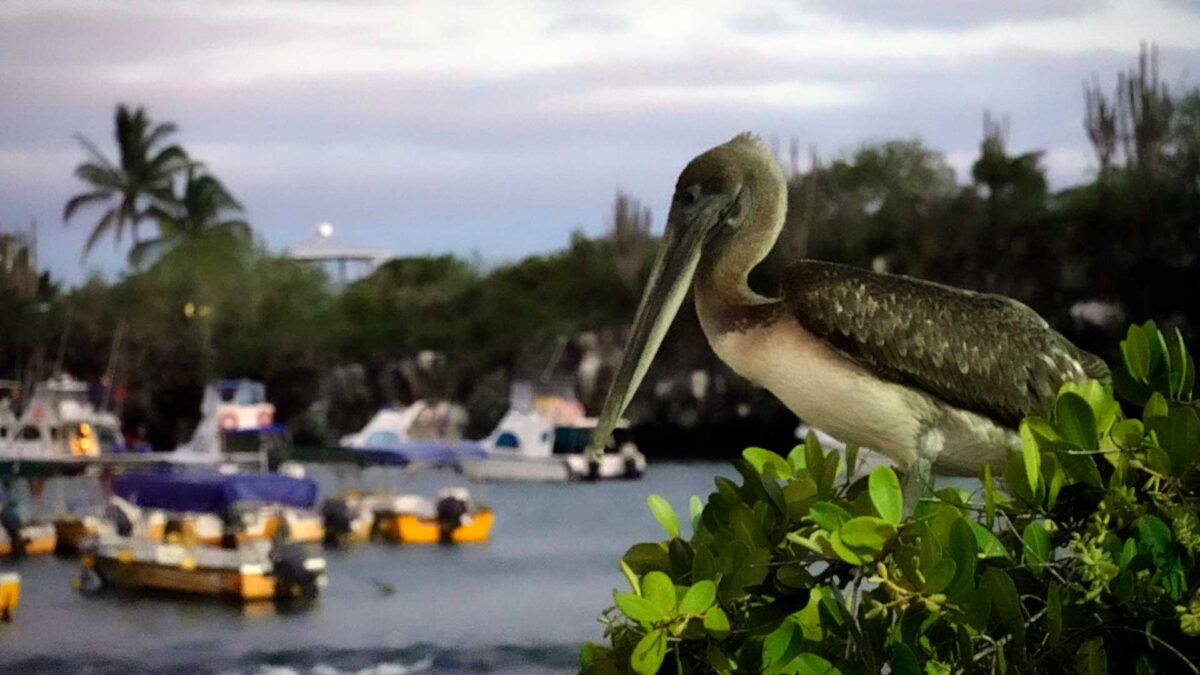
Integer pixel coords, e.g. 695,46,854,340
114,471,318,512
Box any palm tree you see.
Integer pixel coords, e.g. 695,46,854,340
129,167,252,268
63,105,190,258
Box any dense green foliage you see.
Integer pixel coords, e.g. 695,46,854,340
584,321,1200,673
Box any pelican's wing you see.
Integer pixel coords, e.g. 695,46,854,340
781,260,1109,427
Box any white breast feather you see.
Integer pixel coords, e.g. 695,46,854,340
708,316,1016,473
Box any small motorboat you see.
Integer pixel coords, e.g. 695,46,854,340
0,521,56,557
79,535,326,601
460,382,646,482
376,488,494,545
0,572,18,621
112,469,325,547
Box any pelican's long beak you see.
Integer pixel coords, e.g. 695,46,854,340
585,216,710,460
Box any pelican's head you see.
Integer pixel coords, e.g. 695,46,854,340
585,133,777,458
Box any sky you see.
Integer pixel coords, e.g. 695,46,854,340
2,0,1199,285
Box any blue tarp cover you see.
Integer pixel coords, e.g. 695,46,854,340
114,471,318,511
346,441,488,467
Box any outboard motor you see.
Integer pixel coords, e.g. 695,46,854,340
270,542,320,599
435,487,471,544
321,498,355,547
105,498,136,538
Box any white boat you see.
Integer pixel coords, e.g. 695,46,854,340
459,382,646,483
0,374,124,460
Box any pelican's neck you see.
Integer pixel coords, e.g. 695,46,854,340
695,168,787,327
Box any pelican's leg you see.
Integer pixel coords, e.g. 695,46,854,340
902,456,934,516
903,427,944,515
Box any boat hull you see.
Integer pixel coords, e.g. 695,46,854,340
377,508,494,544
90,556,277,601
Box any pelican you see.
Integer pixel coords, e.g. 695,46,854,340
586,133,1108,499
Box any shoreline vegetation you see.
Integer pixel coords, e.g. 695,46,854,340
1,45,1197,459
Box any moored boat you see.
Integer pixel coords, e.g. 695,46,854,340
375,488,494,544
113,470,324,546
79,535,326,601
460,382,646,482
0,522,56,557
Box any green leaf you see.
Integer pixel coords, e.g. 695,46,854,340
829,532,868,565
1076,637,1107,675
762,621,800,671
868,465,904,523
744,447,793,478
946,518,978,599
646,495,680,539
1134,515,1174,566
924,558,956,593
678,580,717,615
982,464,998,527
1046,583,1063,642
968,521,1009,559
703,605,730,637
1154,406,1200,475
692,544,716,581
688,495,704,530
787,443,808,472
982,567,1024,646
890,644,920,675
614,591,665,625
808,501,852,531
620,560,640,595
1144,392,1169,419
1057,392,1099,451
623,542,671,576
580,642,610,667
706,643,736,673
630,628,668,675
1022,521,1051,572
1019,421,1043,495
641,571,677,615
837,516,897,550
1123,323,1152,382
788,654,841,674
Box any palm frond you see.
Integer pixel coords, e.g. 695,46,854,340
72,133,116,170
143,122,180,151
73,163,124,190
81,210,117,259
63,189,114,223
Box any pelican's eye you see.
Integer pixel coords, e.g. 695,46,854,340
675,185,701,206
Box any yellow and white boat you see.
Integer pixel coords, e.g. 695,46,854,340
373,488,494,544
391,508,495,544
0,522,56,557
0,572,18,622
79,535,326,601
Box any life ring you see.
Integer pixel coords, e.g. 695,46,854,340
256,410,274,428
218,413,239,430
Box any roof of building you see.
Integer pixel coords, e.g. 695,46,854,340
287,223,390,262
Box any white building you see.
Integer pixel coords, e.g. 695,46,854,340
287,223,390,286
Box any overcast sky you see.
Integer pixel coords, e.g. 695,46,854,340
2,0,1199,284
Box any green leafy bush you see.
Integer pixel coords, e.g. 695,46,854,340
583,321,1200,674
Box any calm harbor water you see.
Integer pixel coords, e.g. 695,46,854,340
0,461,735,674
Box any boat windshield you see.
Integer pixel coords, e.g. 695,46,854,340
218,381,266,405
